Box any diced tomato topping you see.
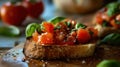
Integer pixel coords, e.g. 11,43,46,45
70,31,77,37
95,13,104,25
77,29,91,44
32,31,39,42
63,19,76,26
39,33,53,45
110,20,120,29
65,36,76,45
101,13,110,21
42,22,54,33
88,27,98,38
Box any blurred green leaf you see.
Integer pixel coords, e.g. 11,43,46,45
97,60,120,67
106,2,120,16
0,26,20,37
49,17,66,24
100,33,120,46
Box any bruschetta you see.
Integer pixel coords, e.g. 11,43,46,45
23,17,98,60
93,2,120,38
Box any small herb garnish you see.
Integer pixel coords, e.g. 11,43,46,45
75,23,87,29
102,21,109,27
65,22,71,27
54,25,61,30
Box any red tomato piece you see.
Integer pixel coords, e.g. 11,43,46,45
42,22,54,33
39,33,53,45
32,31,39,42
110,20,120,29
77,29,91,44
1,2,27,26
23,0,44,18
65,36,76,45
101,13,110,21
88,27,98,38
95,13,104,25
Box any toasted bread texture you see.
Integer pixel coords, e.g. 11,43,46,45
23,39,96,60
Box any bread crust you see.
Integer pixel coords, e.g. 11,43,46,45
23,39,96,60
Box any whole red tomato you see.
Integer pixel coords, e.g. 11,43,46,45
0,2,27,26
23,0,44,18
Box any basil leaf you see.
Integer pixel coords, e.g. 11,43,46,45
25,23,39,37
102,21,109,27
75,23,87,29
100,33,120,46
97,60,120,67
106,2,120,17
49,17,66,24
65,22,71,27
0,26,20,37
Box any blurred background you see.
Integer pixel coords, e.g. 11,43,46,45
0,0,117,48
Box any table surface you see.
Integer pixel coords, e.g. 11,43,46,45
1,43,120,67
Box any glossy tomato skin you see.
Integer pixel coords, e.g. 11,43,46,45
39,32,53,45
1,2,27,26
42,22,54,33
77,29,91,44
23,0,44,18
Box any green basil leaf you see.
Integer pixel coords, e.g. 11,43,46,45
100,33,120,46
65,22,71,27
102,21,109,27
106,2,120,17
97,60,120,67
0,26,20,37
25,23,39,37
75,23,87,29
49,17,66,24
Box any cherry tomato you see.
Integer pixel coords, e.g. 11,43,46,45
0,2,27,26
77,29,91,44
23,0,44,18
42,22,54,33
39,32,53,45
110,20,120,29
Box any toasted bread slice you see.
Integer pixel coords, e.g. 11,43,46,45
23,39,96,60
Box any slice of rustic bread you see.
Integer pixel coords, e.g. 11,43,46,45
23,39,96,60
